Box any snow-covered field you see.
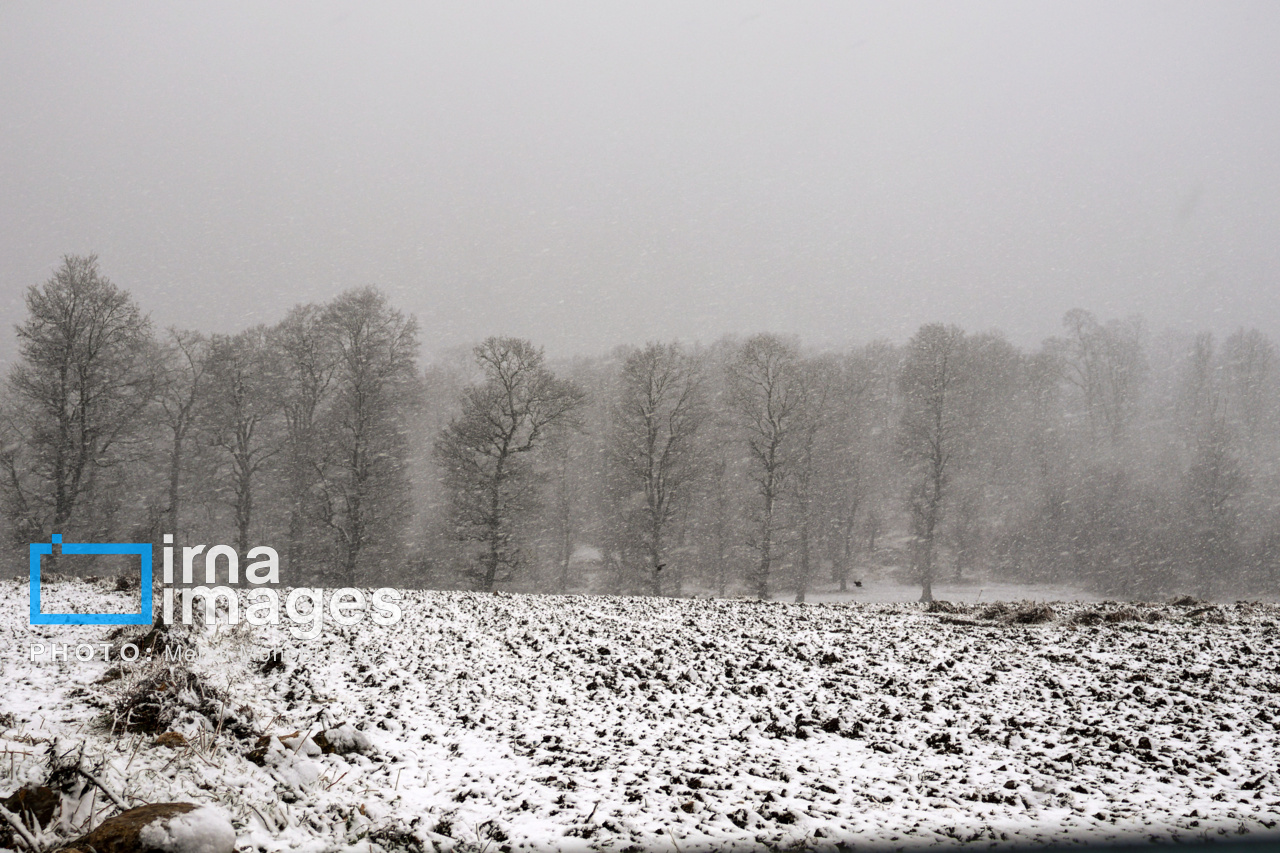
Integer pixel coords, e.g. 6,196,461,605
4,580,1280,852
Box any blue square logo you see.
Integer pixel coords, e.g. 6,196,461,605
29,535,153,625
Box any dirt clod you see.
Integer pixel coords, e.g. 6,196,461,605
57,803,234,853
153,731,188,749
1,786,59,846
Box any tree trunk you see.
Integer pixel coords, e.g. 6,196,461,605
756,489,774,600
713,461,729,598
836,508,856,592
649,535,662,597
287,507,302,581
794,518,811,603
556,450,573,593
481,456,506,592
168,434,183,536
557,488,573,595
918,501,938,603
235,465,252,563
647,505,664,596
344,476,363,587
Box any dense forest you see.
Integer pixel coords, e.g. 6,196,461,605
4,256,1278,601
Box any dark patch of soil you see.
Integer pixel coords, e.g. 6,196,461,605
1010,604,1055,624
1,786,59,846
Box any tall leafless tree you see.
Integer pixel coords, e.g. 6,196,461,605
728,334,806,600
0,256,156,542
611,342,706,596
271,303,340,580
898,324,968,603
203,327,283,559
156,328,211,539
1184,412,1248,598
788,355,843,603
435,337,585,591
316,287,419,586
1176,332,1217,441
1052,309,1146,443
1222,328,1275,446
545,430,578,594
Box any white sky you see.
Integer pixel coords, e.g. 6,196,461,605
2,1,1277,361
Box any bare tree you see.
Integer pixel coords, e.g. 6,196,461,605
826,342,894,593
1011,346,1074,584
435,337,585,591
728,334,806,600
898,324,968,603
155,328,211,538
1052,309,1147,443
826,453,864,593
1175,332,1217,440
315,287,419,586
1184,413,1248,598
271,303,339,579
203,327,283,558
789,355,844,603
948,487,983,583
0,256,155,541
610,342,706,596
545,430,579,593
706,454,735,597
948,332,1030,582
1222,328,1275,446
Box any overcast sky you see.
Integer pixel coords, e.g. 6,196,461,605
2,1,1277,362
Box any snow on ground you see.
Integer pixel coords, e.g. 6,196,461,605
3,580,1280,852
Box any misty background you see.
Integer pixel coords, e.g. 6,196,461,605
3,3,1279,603
3,1,1279,362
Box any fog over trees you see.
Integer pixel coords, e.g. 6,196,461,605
4,255,1278,601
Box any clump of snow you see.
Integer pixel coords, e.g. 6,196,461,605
321,722,373,755
137,805,235,853
277,731,323,757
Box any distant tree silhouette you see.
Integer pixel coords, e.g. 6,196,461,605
435,337,585,591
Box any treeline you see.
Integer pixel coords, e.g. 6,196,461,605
3,256,1278,600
